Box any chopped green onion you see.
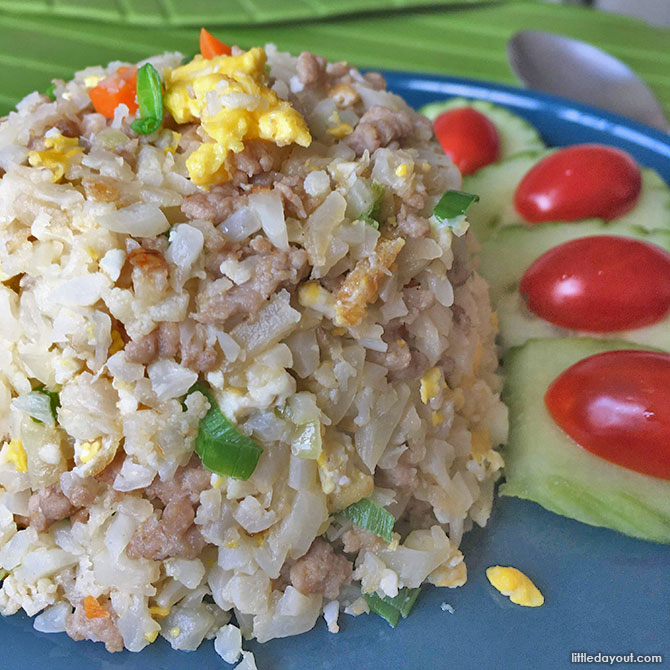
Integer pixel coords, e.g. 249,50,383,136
0,569,8,581
189,382,263,480
340,498,395,542
45,83,56,101
364,587,422,627
38,386,60,421
131,63,163,136
433,189,480,221
382,587,422,618
361,181,385,229
292,420,322,460
363,592,401,627
29,385,60,425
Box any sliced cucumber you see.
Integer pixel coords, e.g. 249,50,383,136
478,221,670,352
463,150,550,243
479,220,670,302
419,98,545,161
497,291,670,353
501,337,670,544
463,151,670,243
611,167,670,229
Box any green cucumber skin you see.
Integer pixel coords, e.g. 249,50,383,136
463,151,670,244
501,337,670,544
478,221,670,352
419,98,545,162
496,292,670,353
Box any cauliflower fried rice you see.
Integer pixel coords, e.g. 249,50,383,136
0,42,507,661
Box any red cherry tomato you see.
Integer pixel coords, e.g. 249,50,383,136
433,107,501,175
545,350,670,480
514,144,641,223
519,235,670,332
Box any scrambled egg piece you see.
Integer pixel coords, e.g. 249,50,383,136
298,281,336,318
431,411,445,427
327,469,374,513
164,48,311,185
429,560,467,588
472,341,484,374
1,439,27,473
77,439,102,465
420,367,445,404
109,329,125,356
148,605,170,618
470,427,492,463
335,237,405,327
326,123,353,139
27,134,82,182
486,566,544,607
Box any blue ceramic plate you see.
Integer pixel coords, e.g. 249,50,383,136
3,73,670,670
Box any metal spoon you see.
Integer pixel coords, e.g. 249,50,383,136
507,30,668,132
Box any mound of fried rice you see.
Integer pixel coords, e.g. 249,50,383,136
0,43,507,663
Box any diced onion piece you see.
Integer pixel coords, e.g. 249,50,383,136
161,606,215,651
236,651,259,670
248,190,288,251
12,387,59,427
292,420,322,459
214,624,242,664
218,207,261,242
113,459,156,492
231,290,300,356
147,360,198,401
166,223,204,272
304,191,347,267
98,202,170,237
33,601,72,633
288,455,317,491
48,274,109,307
378,526,452,588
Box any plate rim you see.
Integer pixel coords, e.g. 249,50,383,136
380,68,670,160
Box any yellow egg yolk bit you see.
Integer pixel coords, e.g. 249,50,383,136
163,48,312,186
486,566,545,607
27,134,82,183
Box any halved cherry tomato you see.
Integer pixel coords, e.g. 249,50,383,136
519,235,670,332
433,107,500,175
514,144,641,223
200,28,232,59
545,350,670,480
89,66,138,119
